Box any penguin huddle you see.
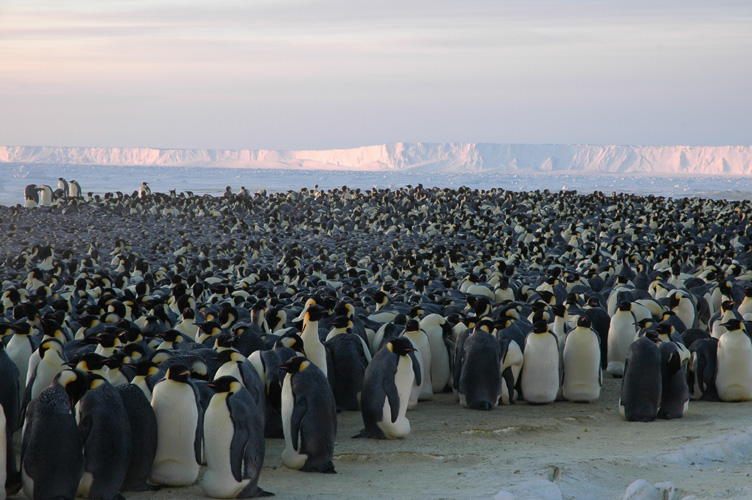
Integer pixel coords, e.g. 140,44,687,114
23,179,83,208
3,184,752,497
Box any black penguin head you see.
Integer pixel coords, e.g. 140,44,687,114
275,332,306,355
166,364,192,383
576,316,592,328
404,319,420,333
388,337,416,356
279,356,313,374
208,375,241,394
532,319,549,334
131,360,160,377
69,352,108,372
643,330,660,344
656,323,673,335
215,348,242,364
53,369,89,406
617,301,632,312
721,319,744,331
306,305,328,323
745,287,752,298
331,315,351,330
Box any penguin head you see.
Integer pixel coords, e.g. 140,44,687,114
576,316,592,329
404,319,420,333
130,360,160,377
617,301,632,312
208,375,242,394
215,348,243,365
721,319,744,332
166,364,192,383
532,319,549,334
656,323,673,336
643,330,661,344
387,337,416,356
52,369,89,406
275,332,306,355
306,304,328,323
69,352,108,372
279,356,313,374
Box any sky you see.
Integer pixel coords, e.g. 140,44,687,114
1,0,751,150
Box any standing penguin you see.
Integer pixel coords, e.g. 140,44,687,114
354,337,420,439
24,184,39,208
298,305,329,377
0,341,20,496
619,334,662,422
420,313,452,393
202,375,271,498
76,374,131,500
401,319,432,406
715,319,752,402
657,342,689,419
279,356,337,473
687,337,720,401
69,180,82,199
21,369,88,500
521,320,560,404
149,364,203,486
607,302,638,377
115,384,158,492
325,332,369,411
562,316,602,402
139,182,151,198
458,327,502,410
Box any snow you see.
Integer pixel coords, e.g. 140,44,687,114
1,143,751,174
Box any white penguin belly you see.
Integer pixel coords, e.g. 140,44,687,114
521,338,560,404
201,397,249,498
607,313,636,376
716,335,752,401
281,375,308,469
377,356,412,439
149,381,200,486
77,471,93,497
562,334,601,402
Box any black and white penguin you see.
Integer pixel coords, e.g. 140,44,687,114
298,305,329,377
149,364,203,486
354,337,420,439
202,375,271,498
607,301,638,377
58,177,69,198
76,374,131,500
562,316,602,402
115,383,158,492
325,331,369,411
715,319,752,402
401,319,432,405
657,341,689,419
139,182,151,198
24,184,39,208
0,341,20,497
21,369,88,500
419,313,452,393
69,180,82,199
458,326,502,410
619,334,662,422
687,337,720,401
279,356,337,473
521,320,560,404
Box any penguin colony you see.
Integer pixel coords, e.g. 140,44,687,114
2,183,752,499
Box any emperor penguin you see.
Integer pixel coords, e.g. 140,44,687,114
76,374,131,500
325,331,370,411
139,182,151,198
715,319,752,402
562,316,602,402
619,334,662,422
298,305,329,377
657,341,689,419
607,301,638,377
401,319,432,406
58,177,69,197
739,287,752,317
521,320,560,404
458,326,502,410
420,313,452,392
149,364,203,486
115,383,158,492
1,405,6,500
354,337,420,439
21,369,88,500
38,185,53,206
69,180,82,199
202,375,271,498
279,356,337,473
24,184,39,208
687,337,720,401
0,341,20,497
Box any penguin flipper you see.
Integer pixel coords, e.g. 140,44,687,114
290,394,308,453
408,350,422,387
383,377,401,424
229,402,252,483
78,412,94,445
192,383,204,465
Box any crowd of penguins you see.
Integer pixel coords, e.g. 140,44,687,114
3,181,752,500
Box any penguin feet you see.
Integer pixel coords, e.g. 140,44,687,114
128,482,162,492
300,462,336,474
238,486,275,498
352,428,385,439
5,472,22,496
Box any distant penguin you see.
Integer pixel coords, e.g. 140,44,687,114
115,383,158,492
69,180,82,199
687,337,720,401
619,335,662,422
657,342,689,419
21,369,88,500
354,337,420,439
715,319,752,402
76,374,131,500
279,356,337,473
202,375,271,498
139,182,151,198
562,316,602,402
24,184,39,208
458,327,502,410
149,364,203,486
521,320,560,404
58,177,69,197
607,302,638,377
38,185,53,206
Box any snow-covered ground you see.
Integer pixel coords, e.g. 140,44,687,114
3,163,752,207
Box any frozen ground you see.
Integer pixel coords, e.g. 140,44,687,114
2,163,752,206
